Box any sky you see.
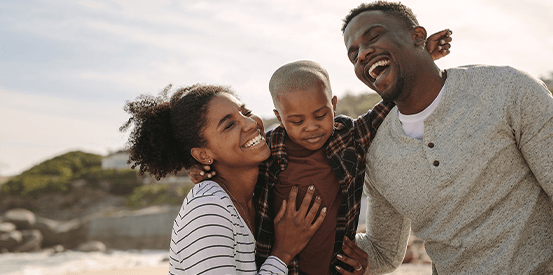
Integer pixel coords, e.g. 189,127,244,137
1,0,553,177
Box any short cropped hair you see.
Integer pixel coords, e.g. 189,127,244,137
269,60,332,108
341,1,419,33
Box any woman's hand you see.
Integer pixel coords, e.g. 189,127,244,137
271,185,326,265
188,164,216,184
426,29,452,61
335,236,369,275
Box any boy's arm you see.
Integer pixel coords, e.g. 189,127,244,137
355,174,410,274
354,100,395,152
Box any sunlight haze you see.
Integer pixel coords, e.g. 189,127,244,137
1,0,552,176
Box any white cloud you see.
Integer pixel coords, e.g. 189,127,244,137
0,89,129,176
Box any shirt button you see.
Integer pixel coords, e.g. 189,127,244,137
433,160,440,167
428,142,434,148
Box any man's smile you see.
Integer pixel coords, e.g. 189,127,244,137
367,58,390,81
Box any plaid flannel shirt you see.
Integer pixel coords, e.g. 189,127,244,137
254,100,394,275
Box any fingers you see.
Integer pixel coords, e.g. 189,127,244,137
427,28,450,41
274,200,286,224
336,254,363,275
297,185,315,218
343,237,368,266
287,186,299,213
304,194,322,223
309,205,326,231
200,165,216,178
188,164,216,184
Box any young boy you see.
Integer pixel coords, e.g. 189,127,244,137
253,60,394,275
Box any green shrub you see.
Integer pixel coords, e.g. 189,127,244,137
1,151,101,197
77,168,140,195
126,184,191,209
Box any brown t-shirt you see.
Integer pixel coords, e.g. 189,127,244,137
273,137,342,275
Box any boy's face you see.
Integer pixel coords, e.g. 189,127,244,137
274,84,337,151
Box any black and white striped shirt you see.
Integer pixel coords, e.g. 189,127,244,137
169,180,288,275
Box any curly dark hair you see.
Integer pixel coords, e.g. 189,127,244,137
341,1,419,33
120,84,235,180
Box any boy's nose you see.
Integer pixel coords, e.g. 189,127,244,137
304,120,319,131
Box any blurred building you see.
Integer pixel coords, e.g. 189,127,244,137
102,150,132,170
102,150,192,186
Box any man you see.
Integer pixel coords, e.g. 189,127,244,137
340,1,553,274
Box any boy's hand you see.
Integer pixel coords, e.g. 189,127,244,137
335,236,369,275
188,164,216,184
426,29,452,61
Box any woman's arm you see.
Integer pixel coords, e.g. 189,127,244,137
169,194,239,275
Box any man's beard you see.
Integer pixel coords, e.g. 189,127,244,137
380,74,405,102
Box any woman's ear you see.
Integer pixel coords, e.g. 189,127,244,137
411,26,427,47
191,147,213,165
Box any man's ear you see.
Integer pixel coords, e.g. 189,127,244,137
273,109,285,128
190,147,213,165
411,26,427,47
331,96,337,115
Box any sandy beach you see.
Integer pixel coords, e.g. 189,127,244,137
63,263,432,275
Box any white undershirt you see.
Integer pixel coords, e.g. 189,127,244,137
398,86,445,140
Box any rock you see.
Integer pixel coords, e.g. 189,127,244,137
34,216,60,247
50,218,88,249
0,230,23,250
13,230,42,252
43,244,65,255
77,240,106,252
0,222,16,234
4,208,36,230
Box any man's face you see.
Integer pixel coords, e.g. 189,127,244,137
274,84,337,151
343,10,414,101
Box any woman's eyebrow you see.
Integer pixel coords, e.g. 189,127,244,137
217,114,233,128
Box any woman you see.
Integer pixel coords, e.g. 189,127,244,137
121,84,326,274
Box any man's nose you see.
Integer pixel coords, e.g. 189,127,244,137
357,45,375,64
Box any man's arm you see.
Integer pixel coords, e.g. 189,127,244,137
511,71,553,202
354,173,411,274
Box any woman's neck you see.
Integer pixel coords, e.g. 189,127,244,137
211,165,259,204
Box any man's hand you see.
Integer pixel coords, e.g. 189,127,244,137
335,236,369,275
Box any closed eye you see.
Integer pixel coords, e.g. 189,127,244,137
369,33,380,42
349,51,358,64
315,112,327,120
224,122,235,130
291,120,303,125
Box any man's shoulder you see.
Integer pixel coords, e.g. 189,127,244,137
448,65,532,81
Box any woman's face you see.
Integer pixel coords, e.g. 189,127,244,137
201,93,270,168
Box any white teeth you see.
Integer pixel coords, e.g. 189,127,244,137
244,134,264,148
368,59,390,79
